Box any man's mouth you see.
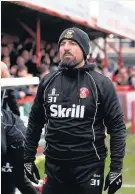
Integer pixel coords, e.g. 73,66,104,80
64,54,72,57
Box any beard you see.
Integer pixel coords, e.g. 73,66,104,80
61,58,76,68
60,53,80,69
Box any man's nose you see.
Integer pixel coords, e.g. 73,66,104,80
63,42,70,51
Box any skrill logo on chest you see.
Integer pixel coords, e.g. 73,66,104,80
50,104,85,118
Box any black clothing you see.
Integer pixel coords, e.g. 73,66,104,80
24,63,126,171
25,60,37,76
1,89,20,116
42,157,105,194
1,109,38,194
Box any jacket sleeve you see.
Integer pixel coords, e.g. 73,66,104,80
1,112,7,166
7,89,20,116
102,77,126,171
1,109,26,165
24,78,46,162
5,111,26,147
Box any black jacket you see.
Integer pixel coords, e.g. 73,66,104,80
24,63,126,170
1,109,38,194
1,89,20,116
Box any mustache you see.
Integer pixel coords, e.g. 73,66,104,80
63,51,73,56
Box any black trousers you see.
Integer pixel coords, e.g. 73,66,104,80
42,158,105,194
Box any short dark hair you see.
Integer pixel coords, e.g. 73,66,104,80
17,65,28,72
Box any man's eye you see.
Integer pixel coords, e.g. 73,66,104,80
60,42,65,46
70,41,77,45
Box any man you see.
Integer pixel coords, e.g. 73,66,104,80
24,27,126,194
1,109,39,194
37,63,50,80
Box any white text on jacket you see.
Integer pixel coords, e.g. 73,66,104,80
50,104,85,118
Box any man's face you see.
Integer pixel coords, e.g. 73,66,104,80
22,50,30,61
2,47,9,57
59,39,84,66
2,57,10,68
8,44,14,53
120,68,128,77
17,56,25,66
18,69,27,77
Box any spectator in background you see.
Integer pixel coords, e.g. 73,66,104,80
1,34,134,91
49,48,56,61
118,67,129,85
51,43,57,50
40,41,46,50
16,56,25,66
46,43,51,52
96,53,102,64
42,53,51,66
15,65,36,99
22,50,37,75
10,65,18,77
16,65,32,78
95,53,102,69
17,43,24,55
112,66,121,82
1,47,10,61
22,50,30,62
37,63,50,80
52,53,60,68
10,56,25,77
2,56,11,69
49,48,58,70
7,43,17,65
1,34,20,45
1,61,20,116
31,55,37,64
23,38,34,51
89,53,95,63
7,43,14,53
116,74,123,85
15,66,31,99
40,49,46,57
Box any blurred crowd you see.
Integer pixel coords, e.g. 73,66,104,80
1,34,135,100
1,34,60,99
95,57,135,90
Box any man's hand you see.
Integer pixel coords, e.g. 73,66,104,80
24,162,40,184
104,172,122,194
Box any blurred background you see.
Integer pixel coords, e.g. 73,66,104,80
1,1,135,194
